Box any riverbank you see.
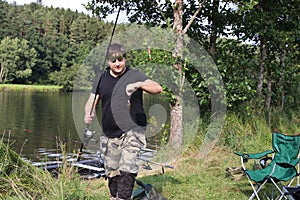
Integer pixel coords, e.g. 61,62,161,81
1,104,299,199
0,134,248,199
0,84,62,92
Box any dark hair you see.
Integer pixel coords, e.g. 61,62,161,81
107,43,126,58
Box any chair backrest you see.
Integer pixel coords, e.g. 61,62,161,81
272,132,300,164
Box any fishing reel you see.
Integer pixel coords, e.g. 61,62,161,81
83,128,96,146
84,128,95,138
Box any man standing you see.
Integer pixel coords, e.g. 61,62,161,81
84,43,162,200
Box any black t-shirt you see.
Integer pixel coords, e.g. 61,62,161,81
92,67,148,138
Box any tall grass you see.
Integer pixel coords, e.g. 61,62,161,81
224,110,299,151
220,112,273,153
0,130,55,199
0,131,99,199
0,110,299,199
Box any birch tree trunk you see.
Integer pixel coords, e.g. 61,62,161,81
256,37,266,98
279,48,286,110
266,68,272,125
167,0,206,148
168,0,184,148
0,61,4,83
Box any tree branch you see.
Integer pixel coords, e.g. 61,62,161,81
182,1,206,34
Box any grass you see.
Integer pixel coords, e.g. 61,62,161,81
80,146,252,200
0,84,62,92
139,147,250,200
0,130,55,199
0,110,299,199
0,132,97,199
79,110,300,199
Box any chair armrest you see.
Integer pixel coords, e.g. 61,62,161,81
235,150,274,171
235,150,274,161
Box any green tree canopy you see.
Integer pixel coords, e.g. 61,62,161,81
0,37,37,83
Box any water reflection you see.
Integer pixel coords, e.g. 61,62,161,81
0,91,80,161
0,91,169,162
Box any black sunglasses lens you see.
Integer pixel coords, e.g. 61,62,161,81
110,55,124,63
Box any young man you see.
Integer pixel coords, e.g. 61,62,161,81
84,43,162,200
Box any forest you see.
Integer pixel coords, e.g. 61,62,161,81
0,0,299,114
0,0,116,85
0,1,299,198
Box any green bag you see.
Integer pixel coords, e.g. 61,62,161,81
132,180,167,200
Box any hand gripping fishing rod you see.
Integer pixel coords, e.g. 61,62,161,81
77,4,122,162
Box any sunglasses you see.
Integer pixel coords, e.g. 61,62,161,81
109,55,125,63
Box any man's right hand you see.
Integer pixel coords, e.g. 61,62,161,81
84,113,95,124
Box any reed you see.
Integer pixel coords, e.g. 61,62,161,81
0,130,55,199
0,84,62,92
0,131,97,199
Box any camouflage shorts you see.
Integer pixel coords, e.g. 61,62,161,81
100,130,146,178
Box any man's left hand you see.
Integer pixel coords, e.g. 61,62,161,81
126,82,141,96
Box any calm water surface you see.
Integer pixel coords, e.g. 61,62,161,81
0,91,168,162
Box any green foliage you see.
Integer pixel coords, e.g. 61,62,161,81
86,0,300,113
216,39,257,108
1,0,299,112
85,0,173,26
232,0,300,110
147,115,170,146
129,47,178,105
0,84,62,92
49,64,79,92
0,37,37,84
0,1,113,85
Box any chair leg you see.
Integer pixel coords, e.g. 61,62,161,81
269,179,288,200
276,178,296,200
249,181,261,200
272,183,274,199
249,179,270,200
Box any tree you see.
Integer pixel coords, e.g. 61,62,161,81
0,1,10,40
49,64,81,91
0,37,37,84
234,0,300,114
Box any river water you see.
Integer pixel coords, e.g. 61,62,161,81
0,90,169,163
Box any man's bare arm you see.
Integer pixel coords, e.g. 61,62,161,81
84,93,100,124
126,79,162,96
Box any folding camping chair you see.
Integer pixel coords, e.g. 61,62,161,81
235,131,300,200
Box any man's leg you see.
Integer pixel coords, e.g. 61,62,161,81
118,130,146,200
102,136,122,199
108,175,120,199
117,171,137,200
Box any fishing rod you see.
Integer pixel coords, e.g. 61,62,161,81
77,4,123,162
139,157,174,174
